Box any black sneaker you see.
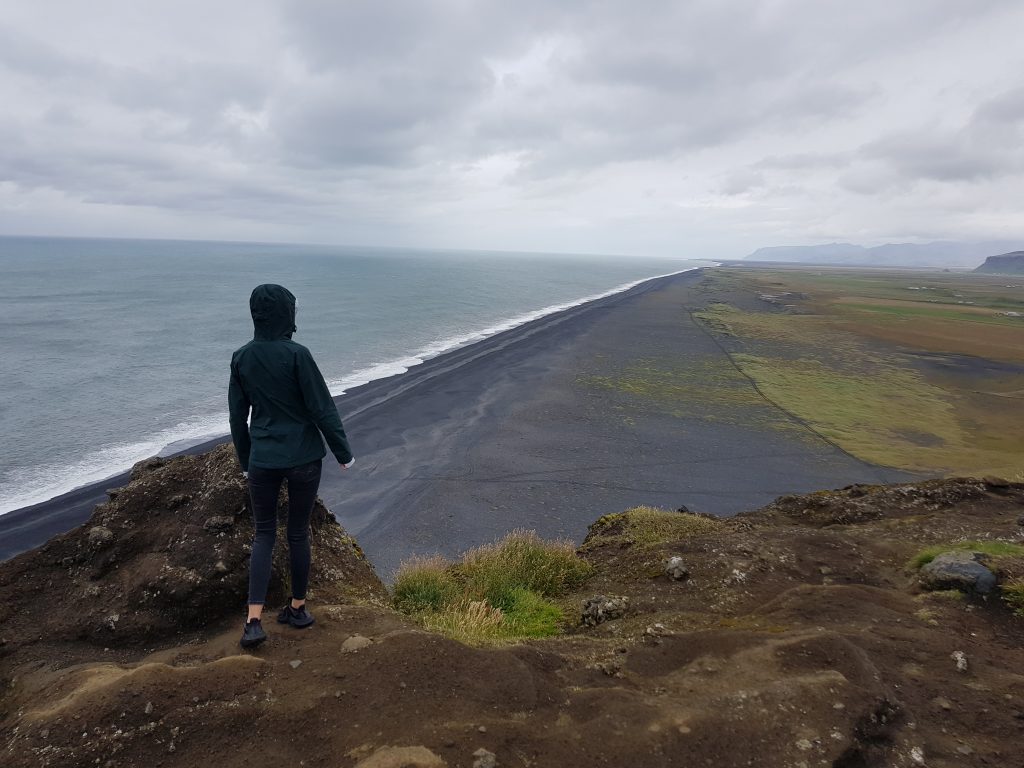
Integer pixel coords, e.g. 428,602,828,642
277,602,315,629
240,618,267,649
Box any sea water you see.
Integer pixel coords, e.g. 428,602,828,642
0,236,700,514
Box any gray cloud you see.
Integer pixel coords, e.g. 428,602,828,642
0,1,1022,255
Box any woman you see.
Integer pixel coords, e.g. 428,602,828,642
229,284,355,649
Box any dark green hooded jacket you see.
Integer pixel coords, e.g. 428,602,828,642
229,284,353,472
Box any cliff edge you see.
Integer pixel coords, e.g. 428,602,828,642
974,251,1024,274
2,447,1024,767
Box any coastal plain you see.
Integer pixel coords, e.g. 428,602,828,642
698,266,1024,476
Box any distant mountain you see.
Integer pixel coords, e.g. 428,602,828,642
974,251,1024,274
744,241,1023,268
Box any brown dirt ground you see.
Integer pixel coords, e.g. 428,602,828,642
3,451,1024,767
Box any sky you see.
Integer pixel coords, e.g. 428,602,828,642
1,1,1023,259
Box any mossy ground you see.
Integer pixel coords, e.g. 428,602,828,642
582,506,722,550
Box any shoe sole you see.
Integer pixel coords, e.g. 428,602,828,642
240,633,267,649
277,609,315,629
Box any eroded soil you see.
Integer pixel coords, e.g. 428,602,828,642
3,446,1024,767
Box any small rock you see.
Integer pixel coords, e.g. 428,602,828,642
581,596,629,626
472,748,497,768
477,725,487,733
342,635,373,653
983,476,1010,489
919,551,996,594
910,746,925,764
931,697,953,711
725,568,747,585
289,660,302,669
144,702,153,715
88,526,115,549
354,745,447,768
167,493,190,509
956,744,974,755
664,556,690,581
203,516,234,533
213,561,229,574
951,650,969,672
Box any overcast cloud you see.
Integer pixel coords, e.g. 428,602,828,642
0,0,1022,257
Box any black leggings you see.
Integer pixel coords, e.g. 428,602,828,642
246,458,322,605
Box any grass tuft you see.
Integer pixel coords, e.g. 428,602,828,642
392,530,593,644
909,540,1024,570
457,529,593,603
392,556,460,613
421,599,507,643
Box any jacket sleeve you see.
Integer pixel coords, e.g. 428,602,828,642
297,349,354,465
228,360,252,472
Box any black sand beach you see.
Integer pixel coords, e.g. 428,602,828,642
0,269,913,572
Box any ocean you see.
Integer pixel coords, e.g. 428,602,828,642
0,236,700,515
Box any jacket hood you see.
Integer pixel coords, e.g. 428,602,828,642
250,284,297,341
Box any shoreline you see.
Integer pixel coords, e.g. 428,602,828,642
0,268,700,562
0,265,702,519
1,265,920,573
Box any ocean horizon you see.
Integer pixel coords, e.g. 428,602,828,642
0,235,702,515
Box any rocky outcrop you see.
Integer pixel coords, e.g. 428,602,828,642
919,551,997,594
974,250,1024,274
0,443,384,652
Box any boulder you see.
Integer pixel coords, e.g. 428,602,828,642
919,551,996,594
581,595,628,626
664,556,690,581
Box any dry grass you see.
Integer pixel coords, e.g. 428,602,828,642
420,599,507,643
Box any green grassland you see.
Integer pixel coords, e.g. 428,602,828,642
692,268,1024,476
